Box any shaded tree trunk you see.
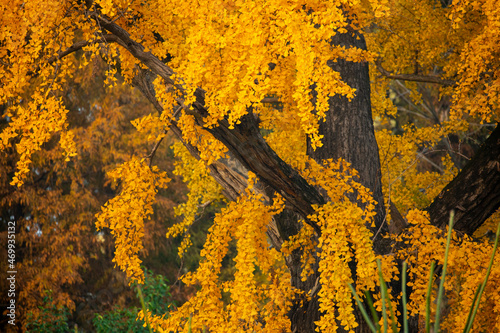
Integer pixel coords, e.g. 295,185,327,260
289,28,390,333
307,29,389,254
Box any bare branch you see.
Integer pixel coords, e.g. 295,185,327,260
27,35,120,76
261,97,281,104
146,106,182,167
146,131,166,168
375,61,456,86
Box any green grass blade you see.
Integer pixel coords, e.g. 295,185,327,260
463,220,500,333
402,261,408,333
433,210,455,333
425,261,436,333
349,284,378,333
136,284,153,333
462,285,482,333
377,259,389,333
364,290,380,332
378,261,398,333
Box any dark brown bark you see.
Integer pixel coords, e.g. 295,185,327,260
131,68,262,203
97,15,326,234
288,29,390,333
428,123,500,234
307,30,389,254
202,114,325,234
95,15,176,87
375,61,456,86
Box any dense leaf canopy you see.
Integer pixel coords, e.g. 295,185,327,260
1,0,500,332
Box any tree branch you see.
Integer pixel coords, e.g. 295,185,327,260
202,112,325,234
375,61,456,86
27,35,120,76
97,15,325,233
95,14,500,238
428,123,500,234
94,15,176,86
130,67,252,202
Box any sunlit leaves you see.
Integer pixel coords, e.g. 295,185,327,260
367,0,500,127
166,142,223,258
2,0,500,331
450,0,500,123
396,209,500,332
96,157,170,283
145,176,294,332
122,0,373,149
376,124,460,215
1,94,72,187
306,159,378,332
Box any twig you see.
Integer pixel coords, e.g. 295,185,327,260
146,106,183,167
172,199,214,289
417,151,444,172
376,61,456,86
147,131,166,167
261,97,281,104
27,35,120,77
45,62,60,96
193,200,214,223
430,148,471,162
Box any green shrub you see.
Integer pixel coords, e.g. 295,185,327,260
93,270,175,333
26,291,70,333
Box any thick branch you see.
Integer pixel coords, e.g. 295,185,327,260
47,35,119,63
428,123,500,234
171,122,252,201
203,113,325,234
131,67,297,249
98,14,500,239
94,15,176,86
99,16,325,233
375,62,456,86
131,68,250,201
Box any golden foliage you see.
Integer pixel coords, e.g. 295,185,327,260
96,157,170,283
166,142,223,258
396,209,500,332
142,177,294,332
2,0,500,331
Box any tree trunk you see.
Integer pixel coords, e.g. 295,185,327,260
307,29,389,254
288,28,390,333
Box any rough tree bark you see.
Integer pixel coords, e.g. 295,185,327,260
287,28,390,333
308,29,389,252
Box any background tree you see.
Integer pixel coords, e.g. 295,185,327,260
1,0,500,332
0,54,189,331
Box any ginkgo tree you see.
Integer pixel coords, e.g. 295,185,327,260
1,0,500,332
